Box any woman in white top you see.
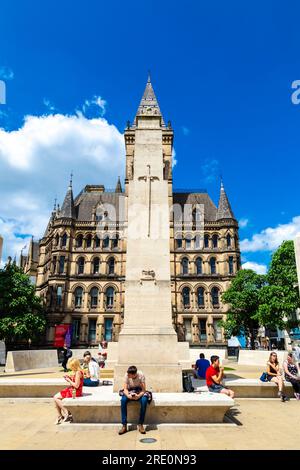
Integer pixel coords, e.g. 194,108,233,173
82,351,100,387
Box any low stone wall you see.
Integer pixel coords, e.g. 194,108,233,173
238,350,288,367
64,392,234,424
0,342,5,365
5,349,59,372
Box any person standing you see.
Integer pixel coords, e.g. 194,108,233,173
194,353,210,379
61,344,72,372
83,351,100,387
118,366,148,435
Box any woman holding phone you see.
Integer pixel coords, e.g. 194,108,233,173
53,358,84,424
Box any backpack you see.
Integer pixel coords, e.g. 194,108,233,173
182,372,194,393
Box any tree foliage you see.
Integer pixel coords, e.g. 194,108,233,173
258,241,300,330
0,263,46,342
221,241,300,347
221,269,266,348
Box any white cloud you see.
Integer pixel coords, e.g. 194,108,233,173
82,95,106,117
43,98,56,112
239,218,249,228
0,111,125,262
242,261,267,275
0,66,14,81
240,216,300,253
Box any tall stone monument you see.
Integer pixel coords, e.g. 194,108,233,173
112,77,188,392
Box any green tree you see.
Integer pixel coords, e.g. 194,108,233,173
221,269,266,349
258,241,300,331
0,262,46,344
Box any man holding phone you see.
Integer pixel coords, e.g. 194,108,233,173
119,365,148,435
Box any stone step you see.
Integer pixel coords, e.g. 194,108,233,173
0,379,113,398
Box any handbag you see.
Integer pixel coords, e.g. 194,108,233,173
260,372,268,382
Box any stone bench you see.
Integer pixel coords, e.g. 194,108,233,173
63,389,234,424
191,377,295,398
0,378,113,398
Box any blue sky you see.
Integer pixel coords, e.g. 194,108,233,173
1,0,300,272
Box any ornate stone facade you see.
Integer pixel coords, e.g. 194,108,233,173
34,77,240,347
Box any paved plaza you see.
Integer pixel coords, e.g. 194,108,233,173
0,362,299,450
0,399,299,450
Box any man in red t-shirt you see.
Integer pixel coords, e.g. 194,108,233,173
206,355,234,398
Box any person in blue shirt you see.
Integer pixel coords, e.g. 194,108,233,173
195,353,210,379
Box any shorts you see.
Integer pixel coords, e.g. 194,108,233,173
208,384,225,393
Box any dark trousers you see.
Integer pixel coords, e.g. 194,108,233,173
62,357,68,370
121,395,148,425
290,380,300,393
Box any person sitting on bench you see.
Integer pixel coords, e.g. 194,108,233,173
195,353,210,379
206,355,235,398
118,365,148,436
83,351,100,387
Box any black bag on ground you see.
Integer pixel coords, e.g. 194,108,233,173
182,372,194,393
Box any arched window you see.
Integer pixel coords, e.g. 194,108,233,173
103,236,110,249
210,257,216,275
192,207,201,225
181,257,189,275
58,256,65,274
56,286,63,307
195,257,202,275
185,236,192,250
106,286,115,308
77,257,85,275
197,287,205,307
229,256,234,274
76,234,83,248
52,256,57,274
93,257,100,274
227,234,232,248
55,234,59,246
176,238,183,249
61,233,68,248
90,287,99,308
112,234,119,248
211,287,220,306
95,236,100,248
204,234,209,248
74,287,83,308
86,234,92,248
182,287,190,308
212,234,218,248
108,257,115,275
195,235,201,249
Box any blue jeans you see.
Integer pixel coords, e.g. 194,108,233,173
83,378,99,387
121,394,148,425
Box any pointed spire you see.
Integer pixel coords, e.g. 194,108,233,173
134,74,165,125
216,179,236,220
59,175,75,219
115,176,122,193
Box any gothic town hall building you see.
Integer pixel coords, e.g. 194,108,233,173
33,78,241,347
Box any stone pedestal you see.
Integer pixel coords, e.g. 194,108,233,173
111,80,189,392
